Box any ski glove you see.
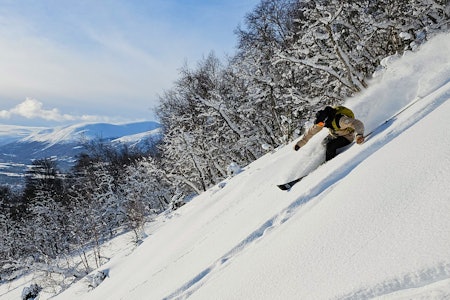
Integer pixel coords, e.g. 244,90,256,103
294,144,300,151
355,134,365,144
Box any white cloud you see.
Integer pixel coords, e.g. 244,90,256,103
0,98,109,123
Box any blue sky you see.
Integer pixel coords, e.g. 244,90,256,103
0,0,260,126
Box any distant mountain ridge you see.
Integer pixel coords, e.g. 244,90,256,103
0,121,160,144
0,121,162,186
0,124,47,146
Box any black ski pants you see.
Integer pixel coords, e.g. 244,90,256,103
324,136,351,161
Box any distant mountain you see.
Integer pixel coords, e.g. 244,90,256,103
19,121,161,145
0,125,46,146
0,121,162,187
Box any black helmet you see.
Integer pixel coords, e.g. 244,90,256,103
314,106,335,126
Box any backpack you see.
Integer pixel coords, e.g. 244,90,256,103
331,106,354,131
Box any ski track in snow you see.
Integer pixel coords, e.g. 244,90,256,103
339,264,450,299
163,83,450,300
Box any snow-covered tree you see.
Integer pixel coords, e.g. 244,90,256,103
66,166,111,272
0,187,17,280
117,157,170,241
157,53,259,194
27,186,68,259
234,0,310,145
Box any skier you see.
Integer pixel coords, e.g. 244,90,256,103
294,106,365,161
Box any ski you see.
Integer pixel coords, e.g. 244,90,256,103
277,175,307,191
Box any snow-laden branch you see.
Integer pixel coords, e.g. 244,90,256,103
196,96,245,139
274,52,360,92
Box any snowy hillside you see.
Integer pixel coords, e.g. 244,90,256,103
3,33,450,299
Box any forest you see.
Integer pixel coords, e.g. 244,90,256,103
1,0,448,292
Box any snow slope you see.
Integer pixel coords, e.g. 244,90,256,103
3,32,450,299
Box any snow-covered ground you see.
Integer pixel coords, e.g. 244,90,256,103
2,32,450,299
